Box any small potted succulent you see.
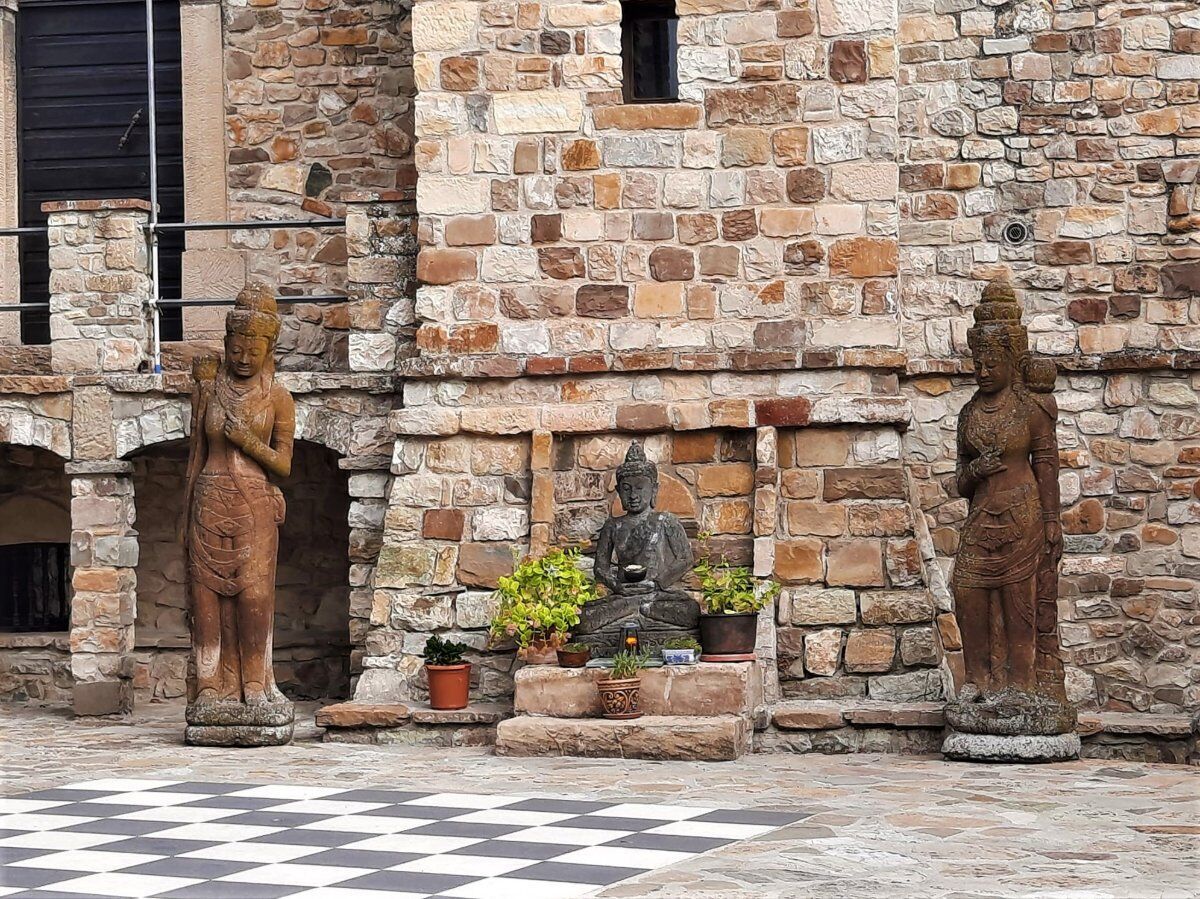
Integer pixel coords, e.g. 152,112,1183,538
490,547,597,665
661,636,701,665
695,552,780,660
557,642,592,668
597,650,648,719
423,635,471,711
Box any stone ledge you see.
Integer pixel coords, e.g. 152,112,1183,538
0,375,69,394
773,701,945,731
42,198,153,214
390,395,912,437
316,702,412,728
410,702,510,725
514,663,761,719
397,348,908,381
0,632,70,651
495,714,750,761
1076,712,1193,739
907,350,1200,376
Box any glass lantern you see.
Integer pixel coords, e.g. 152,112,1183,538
620,620,641,655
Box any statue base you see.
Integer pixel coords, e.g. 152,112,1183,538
942,731,1081,763
944,686,1076,736
185,697,295,747
575,590,700,657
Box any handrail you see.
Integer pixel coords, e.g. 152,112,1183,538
0,295,348,313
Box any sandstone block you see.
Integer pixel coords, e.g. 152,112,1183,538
844,628,895,673
823,467,905,500
493,90,584,134
859,590,935,625
775,539,824,583
495,715,749,760
697,463,754,497
805,628,842,676
827,540,885,587
785,587,857,625
772,702,844,730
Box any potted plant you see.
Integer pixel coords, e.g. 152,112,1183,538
661,636,701,665
695,552,780,660
557,642,592,668
423,635,471,711
490,547,597,665
597,650,648,719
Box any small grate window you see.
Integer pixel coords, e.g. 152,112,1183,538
0,543,70,632
621,1,679,103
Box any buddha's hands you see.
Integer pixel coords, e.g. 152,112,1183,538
224,415,254,450
969,449,1006,481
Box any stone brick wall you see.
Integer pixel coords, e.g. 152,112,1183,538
409,0,903,369
774,425,945,701
216,0,416,370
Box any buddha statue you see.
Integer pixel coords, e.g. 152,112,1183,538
575,443,698,654
943,280,1078,762
182,284,296,747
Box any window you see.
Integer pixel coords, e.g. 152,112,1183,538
621,1,678,103
0,543,70,632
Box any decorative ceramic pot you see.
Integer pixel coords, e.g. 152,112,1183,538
426,663,471,710
557,647,591,668
661,648,697,665
597,676,642,719
523,641,559,666
699,612,758,657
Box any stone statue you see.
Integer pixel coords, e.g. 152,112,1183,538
943,280,1079,762
575,443,698,655
182,284,296,747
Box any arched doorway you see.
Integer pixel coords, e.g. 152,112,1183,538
129,438,352,702
0,443,72,703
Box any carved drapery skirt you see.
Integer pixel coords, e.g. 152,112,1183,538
189,472,282,597
951,482,1042,594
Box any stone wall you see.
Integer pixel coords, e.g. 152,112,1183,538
409,0,903,369
214,0,417,371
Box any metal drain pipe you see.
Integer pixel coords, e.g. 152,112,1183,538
144,0,163,373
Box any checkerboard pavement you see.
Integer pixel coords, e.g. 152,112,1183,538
0,778,807,898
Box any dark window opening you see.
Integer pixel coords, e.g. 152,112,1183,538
16,0,184,345
621,1,678,103
0,543,70,632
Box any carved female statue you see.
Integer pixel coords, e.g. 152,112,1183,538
951,281,1067,708
183,284,295,743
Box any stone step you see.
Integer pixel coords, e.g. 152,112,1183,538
772,700,945,731
495,714,750,761
514,662,762,719
317,701,510,747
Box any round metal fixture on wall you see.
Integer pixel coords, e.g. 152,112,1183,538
1002,220,1032,246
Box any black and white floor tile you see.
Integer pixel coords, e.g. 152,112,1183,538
0,779,805,898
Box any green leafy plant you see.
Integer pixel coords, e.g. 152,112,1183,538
694,533,781,615
490,547,597,653
560,642,590,653
608,650,649,680
663,636,701,652
423,634,469,666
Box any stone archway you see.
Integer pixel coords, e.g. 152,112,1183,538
0,443,73,704
128,437,353,703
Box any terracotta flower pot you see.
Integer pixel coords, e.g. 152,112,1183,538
557,647,591,668
523,641,559,666
426,663,471,710
699,612,758,658
597,676,642,719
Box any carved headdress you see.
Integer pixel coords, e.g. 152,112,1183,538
226,283,281,344
617,442,657,483
967,279,1055,394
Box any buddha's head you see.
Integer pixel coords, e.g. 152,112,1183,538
967,280,1027,396
224,283,281,380
616,442,658,515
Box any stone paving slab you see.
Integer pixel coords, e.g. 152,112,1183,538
1,702,1197,898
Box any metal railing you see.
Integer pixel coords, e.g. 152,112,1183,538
0,217,350,370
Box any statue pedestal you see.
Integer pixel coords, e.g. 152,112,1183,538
942,687,1078,763
185,698,295,747
574,590,699,656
